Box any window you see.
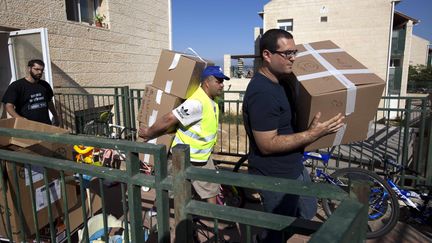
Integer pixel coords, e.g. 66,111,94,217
66,0,100,24
390,58,401,67
321,16,328,22
277,19,293,32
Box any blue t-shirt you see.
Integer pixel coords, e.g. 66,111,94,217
242,72,303,178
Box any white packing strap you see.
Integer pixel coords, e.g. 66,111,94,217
296,48,344,58
333,124,347,146
168,54,182,70
143,154,150,163
302,44,358,115
187,47,205,63
155,89,163,104
168,48,207,70
297,69,371,81
148,110,158,127
164,80,173,93
143,137,158,163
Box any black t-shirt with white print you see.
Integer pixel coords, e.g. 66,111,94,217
2,78,53,124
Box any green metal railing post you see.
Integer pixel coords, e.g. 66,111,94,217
172,144,193,243
114,87,121,126
154,144,170,243
126,151,145,243
122,86,132,133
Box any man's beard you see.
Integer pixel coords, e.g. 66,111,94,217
30,72,42,81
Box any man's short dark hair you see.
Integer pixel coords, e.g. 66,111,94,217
28,59,45,67
259,29,294,58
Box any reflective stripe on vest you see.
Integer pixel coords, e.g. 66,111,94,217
171,87,218,162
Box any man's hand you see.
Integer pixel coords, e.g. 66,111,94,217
307,112,345,141
138,127,150,142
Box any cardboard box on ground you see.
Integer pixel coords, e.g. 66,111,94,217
0,118,78,242
292,40,385,151
32,181,103,243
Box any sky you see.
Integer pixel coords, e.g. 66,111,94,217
172,0,431,66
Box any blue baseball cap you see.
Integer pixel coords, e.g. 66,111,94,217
201,66,230,81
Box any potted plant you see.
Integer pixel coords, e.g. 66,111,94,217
94,14,105,27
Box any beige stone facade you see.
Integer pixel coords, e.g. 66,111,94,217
262,0,394,82
0,0,170,89
410,35,430,66
224,0,430,97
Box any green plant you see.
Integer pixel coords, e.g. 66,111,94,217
94,14,105,23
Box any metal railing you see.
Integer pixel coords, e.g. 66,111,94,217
0,127,369,242
53,87,432,187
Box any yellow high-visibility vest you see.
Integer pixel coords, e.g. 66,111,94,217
171,87,219,162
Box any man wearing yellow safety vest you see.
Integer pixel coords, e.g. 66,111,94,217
138,66,229,204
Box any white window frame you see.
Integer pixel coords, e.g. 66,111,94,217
277,19,293,32
8,28,53,88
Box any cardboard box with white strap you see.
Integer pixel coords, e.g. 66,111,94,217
152,49,213,99
293,40,385,151
137,85,183,132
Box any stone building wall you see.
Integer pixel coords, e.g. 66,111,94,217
0,0,170,89
409,35,430,66
263,0,394,82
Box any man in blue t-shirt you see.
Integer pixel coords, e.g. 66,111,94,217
2,59,59,126
243,29,345,242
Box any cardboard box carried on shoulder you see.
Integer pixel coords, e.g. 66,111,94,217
137,85,183,133
137,133,174,166
292,40,385,151
0,118,78,242
152,49,213,99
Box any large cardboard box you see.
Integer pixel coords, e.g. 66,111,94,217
152,49,213,99
137,85,183,133
30,183,103,243
292,40,385,151
0,118,78,241
137,133,174,166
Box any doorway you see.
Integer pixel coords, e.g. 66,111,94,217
0,27,53,118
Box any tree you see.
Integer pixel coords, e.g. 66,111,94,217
408,65,432,82
408,65,432,93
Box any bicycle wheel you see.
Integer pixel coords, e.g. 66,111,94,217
322,167,400,239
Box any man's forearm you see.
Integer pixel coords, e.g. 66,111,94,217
48,102,59,119
255,130,315,155
140,112,179,141
4,103,23,118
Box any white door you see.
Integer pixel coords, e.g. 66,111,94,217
8,28,53,87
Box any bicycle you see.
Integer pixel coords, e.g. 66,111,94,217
322,156,432,238
378,158,431,227
303,150,399,239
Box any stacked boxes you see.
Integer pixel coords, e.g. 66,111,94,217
292,40,385,151
0,118,78,242
137,49,212,164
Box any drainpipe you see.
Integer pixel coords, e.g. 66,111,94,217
384,1,396,98
168,0,172,50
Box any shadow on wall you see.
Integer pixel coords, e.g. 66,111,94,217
51,62,96,131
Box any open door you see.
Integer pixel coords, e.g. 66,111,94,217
0,31,12,118
1,28,53,119
8,28,53,87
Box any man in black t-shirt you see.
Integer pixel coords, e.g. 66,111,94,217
2,59,59,125
243,29,345,243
